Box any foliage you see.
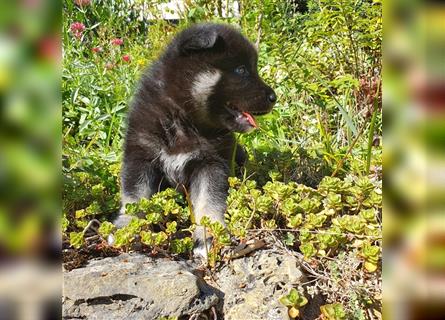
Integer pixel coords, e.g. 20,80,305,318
68,188,194,254
200,216,231,267
279,288,308,319
116,189,193,253
227,174,381,268
237,0,381,176
320,303,346,320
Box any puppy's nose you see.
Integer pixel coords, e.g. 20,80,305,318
267,92,277,103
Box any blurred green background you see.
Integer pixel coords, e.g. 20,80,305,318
0,0,60,257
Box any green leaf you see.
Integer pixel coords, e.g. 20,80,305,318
140,230,153,246
287,214,303,228
170,237,193,254
279,295,293,307
166,221,177,234
288,288,299,304
283,232,295,246
279,288,308,308
300,242,317,259
154,232,168,245
98,221,115,237
69,231,84,249
364,261,378,273
62,214,69,233
320,303,346,319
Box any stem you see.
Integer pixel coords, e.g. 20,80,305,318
230,134,239,177
182,185,195,224
217,0,222,17
366,80,380,174
331,122,366,177
106,110,116,148
340,1,360,78
255,12,263,50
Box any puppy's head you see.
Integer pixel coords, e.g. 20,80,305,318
167,23,276,133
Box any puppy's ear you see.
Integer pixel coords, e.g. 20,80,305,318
180,28,221,53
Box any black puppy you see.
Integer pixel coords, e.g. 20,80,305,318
114,23,276,256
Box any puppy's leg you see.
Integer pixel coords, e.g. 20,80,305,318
188,161,229,258
113,160,162,228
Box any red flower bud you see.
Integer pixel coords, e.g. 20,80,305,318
74,0,91,6
111,38,123,46
70,22,85,39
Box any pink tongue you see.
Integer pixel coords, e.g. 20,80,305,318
242,112,257,128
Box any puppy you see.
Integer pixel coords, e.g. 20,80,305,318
115,23,276,256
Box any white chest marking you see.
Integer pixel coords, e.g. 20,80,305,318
160,150,198,181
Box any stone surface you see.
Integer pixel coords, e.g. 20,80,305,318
63,250,307,319
63,253,219,319
215,250,304,320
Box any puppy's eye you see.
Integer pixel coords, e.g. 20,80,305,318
235,65,248,76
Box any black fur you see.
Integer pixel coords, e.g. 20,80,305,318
118,23,276,254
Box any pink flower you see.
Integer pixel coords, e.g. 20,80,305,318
111,38,123,46
91,47,102,53
105,62,114,70
70,22,85,39
70,22,85,33
122,54,131,62
75,0,91,6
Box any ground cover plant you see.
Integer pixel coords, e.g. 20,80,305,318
63,0,382,318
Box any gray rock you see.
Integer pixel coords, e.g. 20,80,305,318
63,249,307,320
215,250,304,320
63,253,219,319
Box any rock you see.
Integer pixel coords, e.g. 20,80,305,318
63,249,308,320
215,249,305,320
63,253,219,319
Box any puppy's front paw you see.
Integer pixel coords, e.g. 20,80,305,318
193,237,213,260
193,226,213,260
112,213,134,229
107,233,116,246
107,213,133,245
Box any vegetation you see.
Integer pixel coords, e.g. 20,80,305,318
63,0,381,318
280,288,309,319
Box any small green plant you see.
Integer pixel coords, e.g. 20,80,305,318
69,230,85,249
320,303,346,320
360,241,380,272
279,288,308,318
200,216,231,267
67,188,194,255
226,174,381,264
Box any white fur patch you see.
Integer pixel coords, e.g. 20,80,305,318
191,173,210,222
190,170,226,225
112,213,134,229
160,150,198,182
191,71,221,106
